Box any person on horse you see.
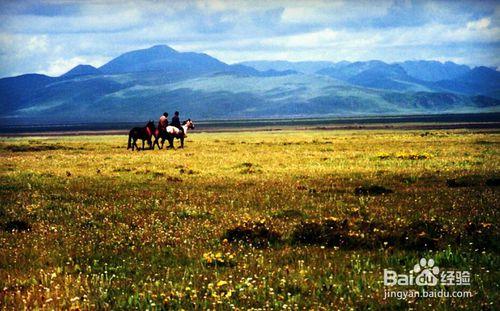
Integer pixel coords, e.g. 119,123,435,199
171,111,184,137
158,112,169,134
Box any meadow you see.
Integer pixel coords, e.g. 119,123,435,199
0,129,498,310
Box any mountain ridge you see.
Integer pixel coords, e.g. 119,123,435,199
62,64,102,78
0,44,498,125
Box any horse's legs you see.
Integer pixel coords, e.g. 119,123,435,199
166,137,174,149
133,138,140,151
180,137,184,148
152,137,158,150
162,134,168,149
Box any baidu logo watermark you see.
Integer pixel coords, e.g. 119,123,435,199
383,258,472,300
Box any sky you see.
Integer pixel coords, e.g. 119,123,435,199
0,0,499,78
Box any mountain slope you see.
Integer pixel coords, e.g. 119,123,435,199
317,61,394,80
0,74,57,113
2,72,497,124
398,61,470,81
238,60,336,74
0,45,498,125
99,45,228,74
62,65,102,78
317,61,433,92
432,66,500,97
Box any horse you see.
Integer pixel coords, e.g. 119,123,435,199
127,120,156,151
152,127,168,150
162,119,195,149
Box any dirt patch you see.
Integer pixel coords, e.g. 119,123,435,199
290,218,389,249
446,177,478,188
291,218,352,247
296,184,308,191
295,183,317,194
223,222,281,248
179,169,196,175
462,221,499,251
3,220,31,232
240,167,261,174
167,176,183,183
236,162,262,174
485,178,500,187
395,153,432,160
113,167,132,172
400,220,445,250
354,185,393,196
377,152,432,160
291,218,454,250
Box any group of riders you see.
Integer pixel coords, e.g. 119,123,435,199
127,111,195,151
158,111,184,137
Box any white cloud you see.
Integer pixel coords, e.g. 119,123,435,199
191,19,500,67
467,17,491,30
0,0,499,77
42,55,108,76
26,35,49,52
2,8,144,33
280,0,391,24
281,6,338,24
261,28,340,48
43,57,87,76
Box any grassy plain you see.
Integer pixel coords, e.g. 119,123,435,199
0,129,499,309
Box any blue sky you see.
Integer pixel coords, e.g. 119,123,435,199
0,0,498,77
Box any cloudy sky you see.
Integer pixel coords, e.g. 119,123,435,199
0,0,499,78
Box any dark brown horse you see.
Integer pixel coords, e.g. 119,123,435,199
127,120,156,151
152,127,168,150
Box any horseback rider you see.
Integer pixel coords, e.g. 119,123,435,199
171,111,184,137
158,112,168,134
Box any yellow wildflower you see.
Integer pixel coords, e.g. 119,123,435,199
216,280,228,287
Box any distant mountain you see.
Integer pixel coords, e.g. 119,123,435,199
456,66,500,84
398,61,470,82
0,45,498,125
239,60,337,74
221,64,298,77
316,61,432,92
432,66,500,98
316,61,500,96
99,45,228,75
317,60,394,80
346,63,424,91
62,65,101,78
0,73,56,114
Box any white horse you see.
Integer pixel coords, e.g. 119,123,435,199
164,119,195,149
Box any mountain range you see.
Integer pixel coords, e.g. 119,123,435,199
1,44,499,125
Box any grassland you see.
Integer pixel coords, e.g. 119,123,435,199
0,129,499,310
